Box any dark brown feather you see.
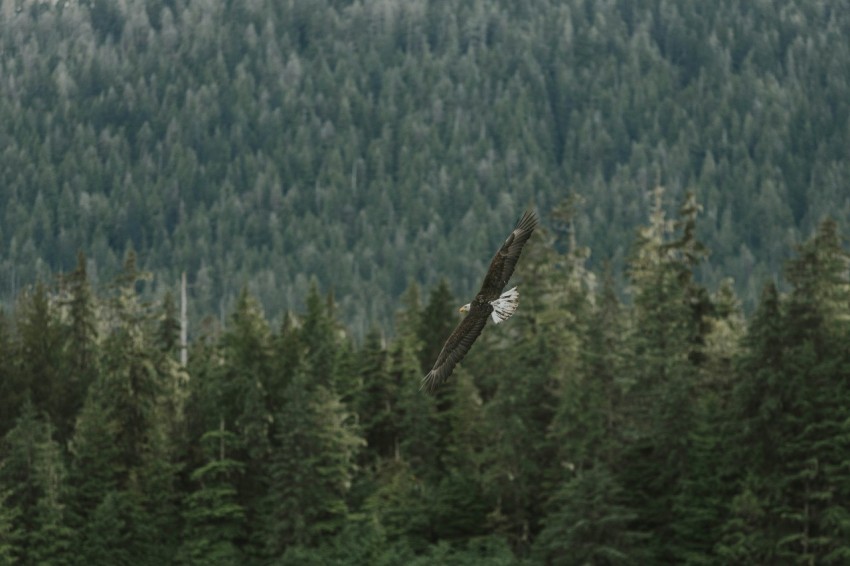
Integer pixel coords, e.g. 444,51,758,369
480,210,538,300
421,210,538,393
421,302,491,393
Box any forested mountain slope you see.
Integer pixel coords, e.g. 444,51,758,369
1,0,848,334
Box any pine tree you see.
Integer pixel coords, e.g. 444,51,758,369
772,219,850,562
0,310,22,440
721,219,850,563
534,465,646,565
389,324,441,484
260,368,364,558
363,458,430,552
431,368,490,543
269,311,302,410
155,291,181,356
69,251,180,563
77,490,157,566
16,282,64,435
301,282,339,390
0,485,20,565
177,426,246,565
417,279,456,375
68,391,122,526
0,402,74,564
26,419,75,565
58,251,99,442
355,328,398,465
215,288,274,554
619,188,711,561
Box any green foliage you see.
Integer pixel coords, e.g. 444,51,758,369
417,279,457,375
0,310,20,440
535,466,646,565
77,490,158,566
4,0,850,332
260,369,364,558
2,181,850,564
0,403,74,565
178,428,246,566
0,486,20,565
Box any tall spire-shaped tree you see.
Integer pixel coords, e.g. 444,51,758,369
259,366,364,558
177,426,246,565
16,283,64,436
619,188,713,561
59,251,99,442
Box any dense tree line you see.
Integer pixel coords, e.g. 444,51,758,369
2,196,849,564
2,0,850,334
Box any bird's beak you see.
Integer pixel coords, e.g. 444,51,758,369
459,304,469,313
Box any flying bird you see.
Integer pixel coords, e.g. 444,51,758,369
421,210,538,393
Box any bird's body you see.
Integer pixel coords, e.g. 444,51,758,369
421,210,537,393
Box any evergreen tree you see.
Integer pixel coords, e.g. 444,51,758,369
417,279,457,374
215,288,274,553
619,189,711,561
77,490,158,566
270,311,302,409
26,419,75,565
534,466,646,565
177,426,246,565
58,251,99,442
0,310,22,440
355,328,398,465
431,369,490,544
68,391,122,528
771,219,850,562
300,282,340,390
0,485,20,565
0,402,74,565
388,323,441,484
15,283,64,435
260,368,364,558
155,291,181,356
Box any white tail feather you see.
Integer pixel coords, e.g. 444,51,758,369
490,286,519,324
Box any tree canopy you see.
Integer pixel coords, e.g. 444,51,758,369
2,195,850,563
2,0,849,335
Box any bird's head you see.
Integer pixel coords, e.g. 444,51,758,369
459,303,471,314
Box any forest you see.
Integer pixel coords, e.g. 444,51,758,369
2,191,850,564
3,0,850,563
1,0,850,334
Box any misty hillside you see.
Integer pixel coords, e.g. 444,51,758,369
2,0,848,335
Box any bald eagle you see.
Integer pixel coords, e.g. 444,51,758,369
421,210,538,393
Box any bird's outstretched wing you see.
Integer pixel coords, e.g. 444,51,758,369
480,210,538,297
421,302,491,394
421,210,537,394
